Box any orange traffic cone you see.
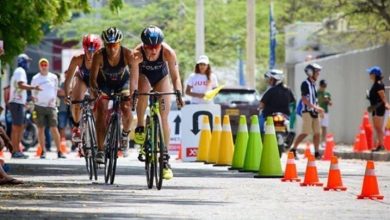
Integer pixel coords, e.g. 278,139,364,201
362,112,374,150
322,134,334,161
353,134,360,152
281,152,301,182
0,149,4,158
355,126,368,152
357,160,384,200
60,138,68,154
303,141,312,159
176,145,182,160
384,129,390,151
324,156,347,191
35,145,43,157
300,155,323,186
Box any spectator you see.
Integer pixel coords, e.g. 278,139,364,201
185,55,218,104
31,58,66,159
367,66,390,152
0,47,23,184
290,63,324,159
317,79,332,147
56,73,72,141
9,54,41,158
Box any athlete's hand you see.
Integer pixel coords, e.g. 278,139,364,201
175,90,184,110
65,96,71,105
131,90,138,111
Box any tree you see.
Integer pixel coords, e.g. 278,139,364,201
0,0,123,65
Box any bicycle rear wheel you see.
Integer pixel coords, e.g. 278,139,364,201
144,116,154,189
153,114,165,190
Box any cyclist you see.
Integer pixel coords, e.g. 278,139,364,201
131,25,184,180
90,27,137,163
64,34,102,144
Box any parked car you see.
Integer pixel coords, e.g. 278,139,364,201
214,87,260,140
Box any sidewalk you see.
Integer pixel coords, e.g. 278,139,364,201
296,144,390,161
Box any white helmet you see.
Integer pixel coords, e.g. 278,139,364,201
304,63,322,77
265,69,284,84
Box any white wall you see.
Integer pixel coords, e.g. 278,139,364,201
294,45,390,144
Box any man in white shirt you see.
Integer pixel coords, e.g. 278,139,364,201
9,54,41,159
31,58,65,159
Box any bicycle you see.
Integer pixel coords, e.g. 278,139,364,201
103,92,128,184
132,90,181,190
71,94,98,181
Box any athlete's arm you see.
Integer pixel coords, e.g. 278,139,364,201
164,44,182,93
64,55,81,97
127,48,140,96
90,50,103,93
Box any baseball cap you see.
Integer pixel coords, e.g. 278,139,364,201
39,58,49,65
196,55,209,65
17,53,32,61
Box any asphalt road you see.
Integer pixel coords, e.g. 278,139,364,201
0,150,389,220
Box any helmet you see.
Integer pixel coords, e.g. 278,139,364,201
141,25,164,46
17,53,32,70
101,27,123,44
82,34,102,52
367,66,382,77
264,69,284,84
304,63,322,77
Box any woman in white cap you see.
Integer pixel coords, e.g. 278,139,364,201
185,55,218,104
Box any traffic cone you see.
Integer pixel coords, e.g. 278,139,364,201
0,149,4,158
35,145,43,157
362,112,374,150
322,134,334,161
196,116,212,162
383,129,390,151
357,160,384,200
207,116,222,164
240,115,262,172
353,134,360,152
229,115,249,170
281,152,301,182
255,116,283,178
176,145,182,160
60,138,68,154
118,150,123,157
324,156,347,191
214,115,234,166
356,126,368,152
304,141,312,158
300,155,323,186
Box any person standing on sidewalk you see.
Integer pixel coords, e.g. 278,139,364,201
367,66,390,152
317,79,332,147
290,63,324,159
31,58,66,159
9,54,41,159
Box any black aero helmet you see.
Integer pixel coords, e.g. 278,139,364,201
101,27,123,44
141,25,164,45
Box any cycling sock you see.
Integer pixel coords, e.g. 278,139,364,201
135,126,144,133
122,130,130,137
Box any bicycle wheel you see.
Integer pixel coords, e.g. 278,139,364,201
144,116,154,189
153,114,165,190
104,117,115,184
109,117,120,184
87,116,98,181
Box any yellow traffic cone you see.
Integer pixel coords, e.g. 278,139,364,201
240,115,262,172
254,116,283,178
196,116,212,162
214,115,234,166
206,116,222,164
229,115,249,170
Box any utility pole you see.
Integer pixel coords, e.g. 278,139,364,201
246,0,256,88
196,0,205,59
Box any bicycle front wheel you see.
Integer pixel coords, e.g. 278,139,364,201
153,114,165,190
104,116,119,184
87,116,98,181
144,116,154,189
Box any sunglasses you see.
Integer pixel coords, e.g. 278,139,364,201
40,63,48,67
106,43,120,48
144,44,161,50
87,46,96,53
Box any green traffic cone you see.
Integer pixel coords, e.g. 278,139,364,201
254,116,283,178
240,115,263,173
229,115,249,170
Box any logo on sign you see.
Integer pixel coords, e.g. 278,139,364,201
186,147,197,157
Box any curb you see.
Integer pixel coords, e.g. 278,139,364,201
297,148,390,161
